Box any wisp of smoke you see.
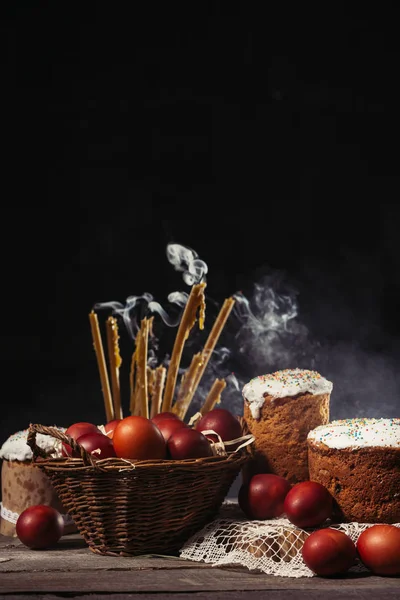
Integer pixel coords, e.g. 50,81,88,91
93,244,320,417
94,243,207,336
191,273,319,417
166,243,208,285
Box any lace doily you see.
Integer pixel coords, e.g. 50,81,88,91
180,502,400,578
0,502,75,527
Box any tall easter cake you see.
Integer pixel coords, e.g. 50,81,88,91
307,418,400,523
242,368,332,483
0,428,76,536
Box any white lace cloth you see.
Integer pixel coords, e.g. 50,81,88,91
0,502,74,527
180,502,400,578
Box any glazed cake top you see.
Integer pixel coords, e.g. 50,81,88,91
307,418,400,449
242,368,333,419
0,427,65,461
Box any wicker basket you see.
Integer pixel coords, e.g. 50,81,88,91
27,423,248,557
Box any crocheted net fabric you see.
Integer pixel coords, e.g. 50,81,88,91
180,502,400,578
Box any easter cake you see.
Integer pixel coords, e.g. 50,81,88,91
242,368,332,483
0,427,76,536
307,417,400,523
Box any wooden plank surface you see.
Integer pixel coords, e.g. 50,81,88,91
2,594,400,600
0,531,399,598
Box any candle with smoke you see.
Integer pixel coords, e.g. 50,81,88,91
93,243,313,419
94,243,399,421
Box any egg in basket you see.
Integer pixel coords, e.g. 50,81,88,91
28,257,253,556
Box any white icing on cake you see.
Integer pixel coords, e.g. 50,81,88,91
242,368,333,419
0,427,65,461
307,418,400,449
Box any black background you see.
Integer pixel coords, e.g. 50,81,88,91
1,3,400,447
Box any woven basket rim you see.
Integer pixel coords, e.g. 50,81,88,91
33,450,247,471
27,422,251,472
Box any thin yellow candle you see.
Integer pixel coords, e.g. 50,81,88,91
106,316,123,419
135,318,150,418
172,352,204,419
129,341,138,415
200,378,226,415
190,296,235,401
89,311,114,423
162,283,206,412
150,365,167,418
147,366,156,401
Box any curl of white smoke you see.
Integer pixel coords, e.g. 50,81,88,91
94,244,208,338
166,243,208,285
93,294,165,369
188,280,317,416
232,280,315,370
94,292,190,336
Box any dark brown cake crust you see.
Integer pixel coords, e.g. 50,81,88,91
242,392,330,484
308,440,400,523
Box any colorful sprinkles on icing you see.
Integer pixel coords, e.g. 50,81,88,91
252,368,323,389
242,368,333,420
308,418,400,449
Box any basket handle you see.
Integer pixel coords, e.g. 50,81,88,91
27,423,98,467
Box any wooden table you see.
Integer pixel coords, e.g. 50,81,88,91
1,528,399,599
